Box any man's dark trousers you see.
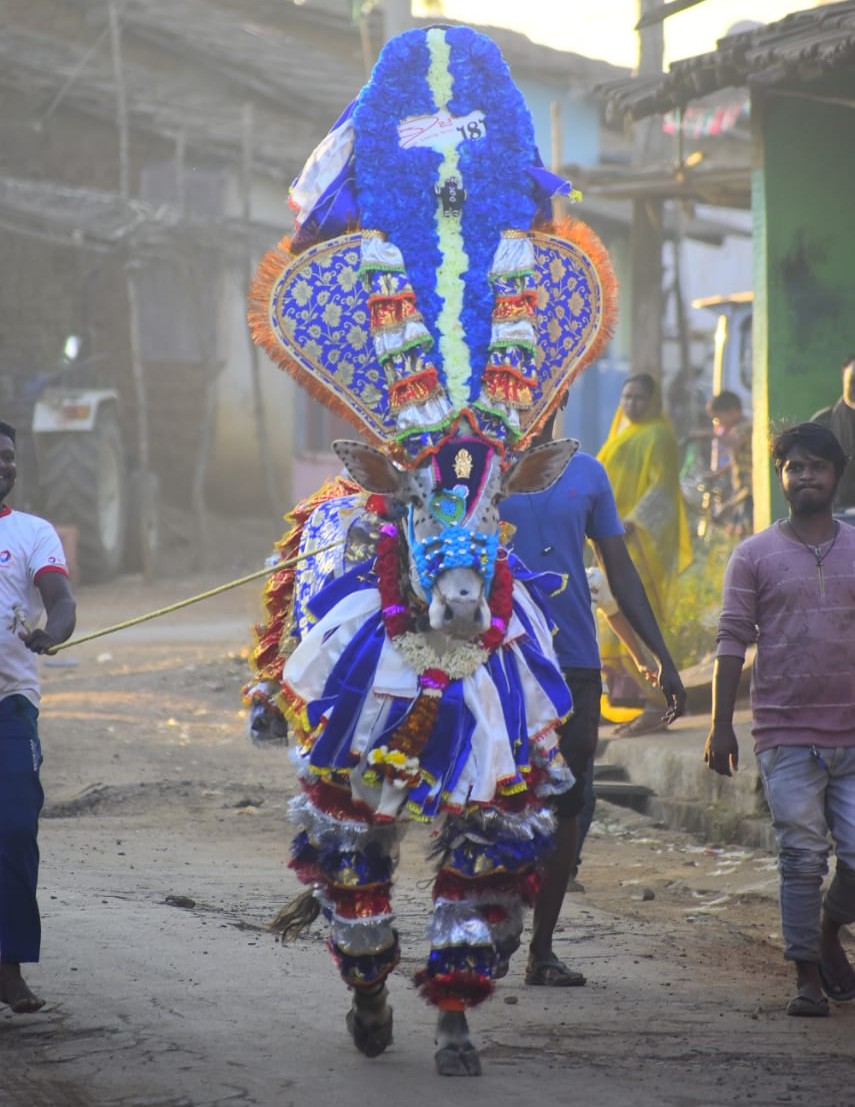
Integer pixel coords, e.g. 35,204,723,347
0,694,43,963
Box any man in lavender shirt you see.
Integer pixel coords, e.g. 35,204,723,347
705,423,855,1017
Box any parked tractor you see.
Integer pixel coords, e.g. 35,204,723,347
4,335,157,582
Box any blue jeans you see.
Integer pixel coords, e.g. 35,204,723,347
0,694,43,964
757,744,855,962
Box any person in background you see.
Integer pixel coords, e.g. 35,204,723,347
596,373,692,735
811,354,855,510
0,419,76,1013
706,390,753,535
705,422,855,1017
501,416,685,987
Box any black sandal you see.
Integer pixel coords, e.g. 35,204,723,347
819,958,855,1001
786,993,829,1017
525,955,586,987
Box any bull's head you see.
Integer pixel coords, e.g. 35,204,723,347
332,435,577,641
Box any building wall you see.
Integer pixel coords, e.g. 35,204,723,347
201,173,295,513
517,79,601,169
0,84,139,469
754,78,855,523
561,225,630,453
0,13,303,514
515,79,623,453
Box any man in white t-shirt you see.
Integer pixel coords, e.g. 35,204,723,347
0,420,76,1013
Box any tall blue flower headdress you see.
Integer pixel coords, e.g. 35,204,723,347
249,25,617,466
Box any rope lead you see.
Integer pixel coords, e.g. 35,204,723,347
49,538,344,654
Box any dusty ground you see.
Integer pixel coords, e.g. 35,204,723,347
2,515,854,1107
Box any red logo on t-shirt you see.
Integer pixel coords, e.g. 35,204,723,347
0,550,11,565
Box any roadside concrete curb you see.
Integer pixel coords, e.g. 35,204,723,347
596,707,776,852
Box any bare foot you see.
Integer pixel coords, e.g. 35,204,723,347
0,964,45,1014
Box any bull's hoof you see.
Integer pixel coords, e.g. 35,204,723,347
434,1042,482,1077
346,999,394,1058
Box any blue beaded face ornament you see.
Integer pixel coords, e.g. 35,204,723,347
407,437,501,601
331,434,579,642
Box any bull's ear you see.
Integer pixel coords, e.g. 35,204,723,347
503,438,579,495
332,440,404,495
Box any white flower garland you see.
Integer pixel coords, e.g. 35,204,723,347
394,632,488,680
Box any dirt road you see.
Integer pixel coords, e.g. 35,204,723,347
2,532,853,1107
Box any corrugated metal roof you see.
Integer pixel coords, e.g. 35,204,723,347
66,0,365,122
573,161,752,210
597,0,855,122
0,2,632,250
1,2,629,182
576,193,751,242
0,28,318,180
0,175,282,257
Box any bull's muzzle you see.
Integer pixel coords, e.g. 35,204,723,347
428,569,491,639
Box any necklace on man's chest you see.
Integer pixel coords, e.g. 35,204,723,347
780,519,840,597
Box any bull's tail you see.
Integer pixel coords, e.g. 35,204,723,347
267,887,321,943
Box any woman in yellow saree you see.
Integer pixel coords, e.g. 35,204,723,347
596,373,692,734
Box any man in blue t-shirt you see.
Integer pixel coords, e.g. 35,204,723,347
501,446,685,987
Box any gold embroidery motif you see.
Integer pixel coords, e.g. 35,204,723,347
453,448,473,479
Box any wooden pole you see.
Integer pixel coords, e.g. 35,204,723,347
550,99,564,224
174,129,186,216
630,0,666,378
108,1,129,202
184,256,219,573
241,102,281,515
110,0,153,580
382,0,411,42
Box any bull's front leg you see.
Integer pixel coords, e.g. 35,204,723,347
434,1008,482,1076
347,982,394,1058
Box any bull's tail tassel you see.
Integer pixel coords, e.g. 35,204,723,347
267,887,321,942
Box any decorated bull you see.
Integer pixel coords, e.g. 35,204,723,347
246,25,617,1076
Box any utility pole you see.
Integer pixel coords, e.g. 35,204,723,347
629,0,665,377
550,99,564,224
241,102,280,517
382,0,412,42
110,0,154,581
